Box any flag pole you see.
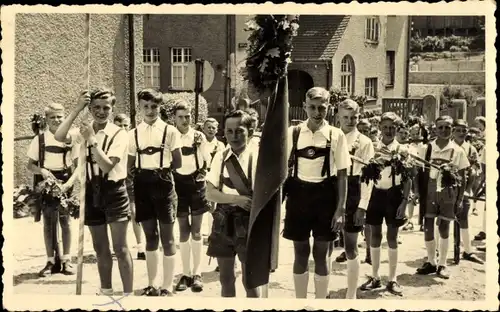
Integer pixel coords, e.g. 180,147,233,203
76,13,91,295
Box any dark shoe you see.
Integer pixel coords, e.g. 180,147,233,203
402,221,413,231
61,262,75,275
386,281,403,296
137,252,146,260
416,262,437,275
141,285,160,296
463,252,484,264
335,252,347,263
215,266,220,272
472,208,478,216
437,265,450,279
419,225,424,232
476,245,486,252
474,231,486,241
191,275,203,292
38,262,54,277
159,288,173,297
175,275,192,292
360,276,381,291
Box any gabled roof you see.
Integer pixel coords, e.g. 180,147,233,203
292,15,350,62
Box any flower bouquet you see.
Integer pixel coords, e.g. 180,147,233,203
361,148,415,185
440,163,463,188
387,149,416,183
34,178,79,218
31,113,46,135
13,184,38,219
360,159,385,185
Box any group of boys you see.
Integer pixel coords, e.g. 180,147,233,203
27,85,486,299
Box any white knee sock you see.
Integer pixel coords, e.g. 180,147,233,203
438,238,449,267
293,271,309,298
346,257,360,299
162,255,176,291
146,250,159,287
370,247,381,279
47,256,55,264
99,288,113,296
191,239,203,276
461,229,472,253
482,208,486,232
179,240,192,276
388,248,398,282
425,240,437,266
314,274,330,299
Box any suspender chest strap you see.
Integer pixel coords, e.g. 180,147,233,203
290,126,333,179
135,125,168,169
87,128,124,180
219,149,253,195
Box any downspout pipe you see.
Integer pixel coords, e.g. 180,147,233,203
128,14,137,128
405,16,411,98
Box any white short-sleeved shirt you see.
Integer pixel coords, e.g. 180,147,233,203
71,121,129,182
27,129,80,171
128,119,181,169
207,146,258,196
456,141,478,161
338,129,375,209
205,138,226,162
374,139,408,190
480,147,486,165
286,120,351,183
419,140,470,190
176,127,212,175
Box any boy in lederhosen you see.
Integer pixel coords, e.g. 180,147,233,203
415,116,470,279
27,103,79,277
283,87,350,299
452,119,483,264
202,118,225,244
55,88,133,296
205,109,260,298
173,101,212,292
114,113,146,260
360,112,411,296
334,99,375,299
128,89,182,296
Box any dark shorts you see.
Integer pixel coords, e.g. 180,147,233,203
85,179,131,226
345,176,364,233
424,179,458,222
134,169,177,224
457,196,471,224
41,169,73,214
126,175,134,200
173,172,209,218
366,185,404,226
283,176,338,242
206,204,249,261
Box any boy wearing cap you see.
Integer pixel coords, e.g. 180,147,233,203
283,87,350,299
27,103,79,277
360,112,411,296
416,116,470,279
334,99,375,299
452,119,483,264
128,89,182,296
173,101,212,293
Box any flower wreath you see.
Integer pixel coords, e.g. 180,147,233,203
240,15,300,94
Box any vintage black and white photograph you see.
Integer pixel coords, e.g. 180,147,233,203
2,2,497,311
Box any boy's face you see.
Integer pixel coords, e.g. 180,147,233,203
114,119,130,131
453,125,468,141
304,98,328,125
474,120,485,132
46,111,65,131
380,119,397,141
397,127,409,142
338,108,359,133
369,128,379,141
409,124,421,140
357,123,370,136
175,109,191,131
139,99,160,124
224,116,250,151
436,120,453,140
203,121,218,138
90,98,113,124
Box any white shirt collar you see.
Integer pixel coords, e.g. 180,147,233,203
91,120,115,135
223,145,255,161
431,139,455,152
300,119,331,138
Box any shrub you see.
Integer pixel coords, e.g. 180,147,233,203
410,37,424,52
328,88,367,108
460,45,470,52
160,92,209,125
449,45,461,53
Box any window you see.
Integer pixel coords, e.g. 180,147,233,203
340,55,355,95
143,48,160,89
365,78,378,98
171,47,192,90
365,17,380,42
385,51,395,87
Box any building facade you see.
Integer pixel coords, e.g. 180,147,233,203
411,16,483,37
14,13,144,186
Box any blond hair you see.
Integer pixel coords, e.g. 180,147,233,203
305,87,330,103
44,103,65,116
338,99,360,114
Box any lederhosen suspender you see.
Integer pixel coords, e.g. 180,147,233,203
349,133,361,176
180,131,207,173
391,144,400,187
291,127,333,179
135,125,168,169
38,133,72,170
87,129,124,181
